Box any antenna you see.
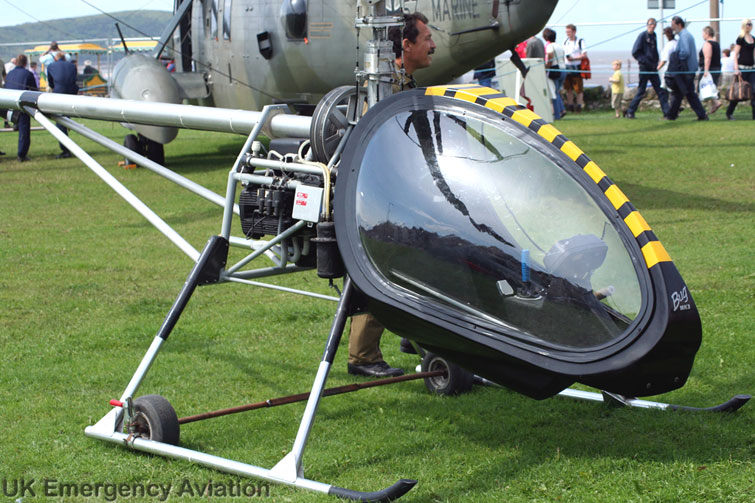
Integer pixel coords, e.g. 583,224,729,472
115,23,129,55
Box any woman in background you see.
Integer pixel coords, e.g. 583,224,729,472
543,28,566,119
725,18,755,120
699,25,722,114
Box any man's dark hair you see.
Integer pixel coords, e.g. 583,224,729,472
16,54,27,67
566,24,576,31
542,28,556,43
672,16,685,28
389,12,429,58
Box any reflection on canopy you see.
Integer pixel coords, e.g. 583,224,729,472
355,108,643,350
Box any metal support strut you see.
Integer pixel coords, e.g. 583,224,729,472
86,273,417,502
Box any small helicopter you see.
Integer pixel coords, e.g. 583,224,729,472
0,1,749,501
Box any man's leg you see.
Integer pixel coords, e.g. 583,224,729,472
667,89,682,120
648,73,670,117
17,113,30,159
575,76,584,112
57,124,71,156
627,72,650,116
564,74,575,110
347,313,403,377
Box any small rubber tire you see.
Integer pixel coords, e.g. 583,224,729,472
421,352,474,396
130,394,180,445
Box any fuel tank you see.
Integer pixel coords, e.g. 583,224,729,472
110,53,180,144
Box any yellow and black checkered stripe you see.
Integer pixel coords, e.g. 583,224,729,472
424,84,672,270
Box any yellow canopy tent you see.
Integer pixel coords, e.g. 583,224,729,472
109,40,158,52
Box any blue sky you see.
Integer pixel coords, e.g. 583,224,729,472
1,0,752,52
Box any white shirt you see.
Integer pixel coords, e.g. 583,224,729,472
563,37,585,68
545,42,566,70
721,55,735,73
660,39,677,66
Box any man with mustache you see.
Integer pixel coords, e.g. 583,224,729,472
347,12,436,378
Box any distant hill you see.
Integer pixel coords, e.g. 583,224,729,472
0,10,172,61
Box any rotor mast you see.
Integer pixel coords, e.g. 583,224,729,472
355,0,406,109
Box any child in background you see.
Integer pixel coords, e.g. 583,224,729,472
609,60,625,118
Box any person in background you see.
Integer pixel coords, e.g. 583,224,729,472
699,26,722,114
47,51,79,159
82,60,95,75
720,48,735,94
514,40,528,59
725,18,755,120
609,60,625,118
39,42,70,67
4,57,17,75
4,54,38,162
563,24,586,113
29,61,40,88
543,28,566,119
658,27,677,90
666,16,708,121
626,18,670,119
525,34,545,59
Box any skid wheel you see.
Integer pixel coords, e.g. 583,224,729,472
310,85,366,163
128,395,180,445
421,352,474,396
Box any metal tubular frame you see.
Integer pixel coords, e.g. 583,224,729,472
42,94,412,499
7,74,746,501
56,115,238,214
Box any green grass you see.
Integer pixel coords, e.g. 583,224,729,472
1,108,753,503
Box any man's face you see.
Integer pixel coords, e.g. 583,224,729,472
672,21,681,34
404,21,436,71
647,20,656,34
565,27,576,40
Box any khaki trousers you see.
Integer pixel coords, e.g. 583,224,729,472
348,313,385,365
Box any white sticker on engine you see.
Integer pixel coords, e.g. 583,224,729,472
292,185,323,223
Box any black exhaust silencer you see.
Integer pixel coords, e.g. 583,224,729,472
313,221,344,278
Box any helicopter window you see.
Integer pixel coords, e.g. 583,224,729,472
280,0,307,40
210,0,219,40
222,0,232,40
354,108,645,351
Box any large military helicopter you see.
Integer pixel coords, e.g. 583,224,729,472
111,0,557,161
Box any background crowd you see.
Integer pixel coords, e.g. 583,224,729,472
500,17,755,121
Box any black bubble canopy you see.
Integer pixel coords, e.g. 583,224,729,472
334,88,701,398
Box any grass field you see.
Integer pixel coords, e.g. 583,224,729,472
1,105,753,503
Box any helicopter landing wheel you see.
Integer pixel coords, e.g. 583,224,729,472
310,85,366,163
127,394,180,445
421,352,475,396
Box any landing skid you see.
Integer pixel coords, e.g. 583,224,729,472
474,377,750,413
